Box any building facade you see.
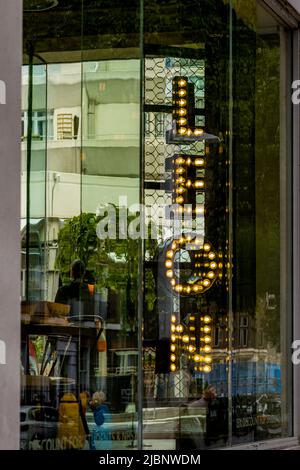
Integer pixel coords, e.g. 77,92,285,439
1,0,300,450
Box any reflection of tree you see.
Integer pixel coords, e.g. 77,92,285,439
255,36,281,350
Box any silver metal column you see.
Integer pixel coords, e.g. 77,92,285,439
0,0,22,450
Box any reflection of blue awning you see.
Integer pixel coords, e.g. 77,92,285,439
195,362,281,396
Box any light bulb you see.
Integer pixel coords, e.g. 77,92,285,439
170,344,176,352
203,345,212,353
170,364,176,372
203,336,212,343
203,365,212,373
177,118,187,126
176,167,185,174
193,354,201,363
170,354,176,362
196,207,205,215
178,78,187,87
178,99,186,107
210,262,217,269
203,326,211,333
176,196,184,204
186,180,192,188
195,158,204,166
175,157,185,165
204,356,212,363
188,345,196,353
178,126,187,135
194,128,203,136
178,89,187,97
171,325,176,332
166,250,174,258
175,284,183,293
165,260,173,268
195,180,204,188
178,108,187,116
203,315,212,324
203,243,211,251
186,158,191,165
208,252,216,260
171,315,176,323
203,279,210,287
166,270,173,278
182,335,190,343
207,271,215,279
171,334,176,342
176,324,184,333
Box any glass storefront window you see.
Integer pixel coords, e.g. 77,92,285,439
21,0,293,450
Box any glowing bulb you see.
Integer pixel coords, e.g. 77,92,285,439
176,196,184,204
177,118,187,126
186,158,191,165
195,158,204,166
194,354,201,363
208,252,216,260
193,285,199,293
210,262,217,269
171,325,176,332
196,207,204,215
204,356,212,363
165,260,173,268
176,167,185,174
176,324,184,333
203,243,211,251
176,177,184,184
178,108,187,116
188,345,196,353
171,334,176,342
203,279,211,287
203,365,212,373
195,180,204,189
171,279,176,286
186,180,192,188
203,336,212,343
178,99,186,107
203,315,212,324
166,270,173,278
175,284,183,293
203,345,212,353
175,157,185,165
176,187,185,194
186,286,191,294
170,354,176,362
178,127,187,135
207,271,215,279
178,89,187,97
170,344,176,352
171,315,176,323
194,128,203,136
182,335,190,343
178,78,187,87
170,364,176,372
172,241,177,250
203,326,211,333
166,250,174,258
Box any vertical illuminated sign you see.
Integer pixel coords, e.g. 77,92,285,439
165,76,220,374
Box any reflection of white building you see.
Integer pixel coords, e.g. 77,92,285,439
21,60,140,300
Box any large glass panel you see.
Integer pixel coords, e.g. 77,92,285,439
142,0,293,450
21,0,141,451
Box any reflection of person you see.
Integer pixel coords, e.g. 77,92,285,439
89,391,112,450
55,260,95,320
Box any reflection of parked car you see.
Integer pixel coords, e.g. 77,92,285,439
20,406,59,450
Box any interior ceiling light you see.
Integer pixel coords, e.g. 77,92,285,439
24,0,59,11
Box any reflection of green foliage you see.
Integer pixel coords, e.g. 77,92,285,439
56,210,158,330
